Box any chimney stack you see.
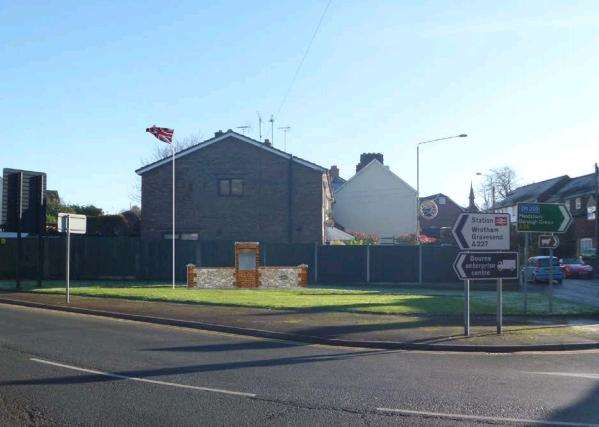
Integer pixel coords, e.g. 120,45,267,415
329,165,340,180
215,130,224,137
264,138,272,147
356,153,384,173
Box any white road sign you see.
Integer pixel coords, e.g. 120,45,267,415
453,251,519,280
452,212,510,251
58,213,87,234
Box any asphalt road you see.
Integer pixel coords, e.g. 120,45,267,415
1,303,599,426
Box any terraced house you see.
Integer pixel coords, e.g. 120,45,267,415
136,130,334,244
492,166,598,256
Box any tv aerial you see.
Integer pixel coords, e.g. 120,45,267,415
236,125,251,135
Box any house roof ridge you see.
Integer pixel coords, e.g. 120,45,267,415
335,159,416,194
135,130,327,175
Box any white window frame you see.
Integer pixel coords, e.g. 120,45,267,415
580,238,594,254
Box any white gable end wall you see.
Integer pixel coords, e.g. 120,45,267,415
333,161,416,239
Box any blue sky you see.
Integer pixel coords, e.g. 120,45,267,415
2,1,598,212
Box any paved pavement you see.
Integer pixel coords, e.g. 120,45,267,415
1,303,599,425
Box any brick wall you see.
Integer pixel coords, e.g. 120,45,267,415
186,265,308,289
140,135,325,243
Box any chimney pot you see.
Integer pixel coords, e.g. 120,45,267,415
330,165,340,180
215,130,224,137
356,153,384,173
264,138,272,147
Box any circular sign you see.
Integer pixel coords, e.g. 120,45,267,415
419,200,439,220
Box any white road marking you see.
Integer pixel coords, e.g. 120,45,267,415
526,371,599,380
30,357,256,398
376,407,598,426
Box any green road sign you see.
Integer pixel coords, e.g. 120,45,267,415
517,203,573,233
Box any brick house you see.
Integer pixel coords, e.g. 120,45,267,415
491,168,598,256
418,193,464,241
546,172,597,256
490,175,570,220
136,130,333,243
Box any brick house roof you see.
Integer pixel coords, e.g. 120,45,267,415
136,130,327,175
419,193,464,210
546,173,597,201
492,175,569,209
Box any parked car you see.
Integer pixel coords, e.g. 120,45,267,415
524,256,564,284
559,257,594,279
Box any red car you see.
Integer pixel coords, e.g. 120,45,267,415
559,258,594,279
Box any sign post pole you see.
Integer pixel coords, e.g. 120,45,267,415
464,279,470,336
452,212,513,337
549,247,554,314
58,213,86,304
523,233,528,313
497,278,503,334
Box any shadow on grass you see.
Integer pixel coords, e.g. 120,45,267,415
17,290,471,317
3,285,598,318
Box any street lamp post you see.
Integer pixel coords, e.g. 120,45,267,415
416,134,468,285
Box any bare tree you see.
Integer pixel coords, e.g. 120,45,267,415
129,177,142,204
477,166,518,209
148,132,205,162
131,131,205,204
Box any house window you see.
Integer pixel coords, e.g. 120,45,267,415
218,179,230,196
231,179,244,196
575,197,582,210
565,200,571,212
580,238,594,255
218,179,244,196
437,196,446,205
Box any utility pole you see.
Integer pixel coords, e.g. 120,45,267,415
279,126,291,151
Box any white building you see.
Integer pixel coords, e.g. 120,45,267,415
332,154,417,241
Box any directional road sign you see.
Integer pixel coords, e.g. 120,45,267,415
453,251,519,280
517,203,572,233
452,213,510,251
538,234,559,249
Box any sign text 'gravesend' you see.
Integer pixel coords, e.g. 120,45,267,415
470,217,506,244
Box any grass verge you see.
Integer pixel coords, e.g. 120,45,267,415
0,280,596,316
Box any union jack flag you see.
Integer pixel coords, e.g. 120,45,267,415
146,125,174,144
495,216,508,226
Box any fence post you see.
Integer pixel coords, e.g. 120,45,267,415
366,244,371,283
314,242,319,284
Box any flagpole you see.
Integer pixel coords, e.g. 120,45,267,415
172,140,175,289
